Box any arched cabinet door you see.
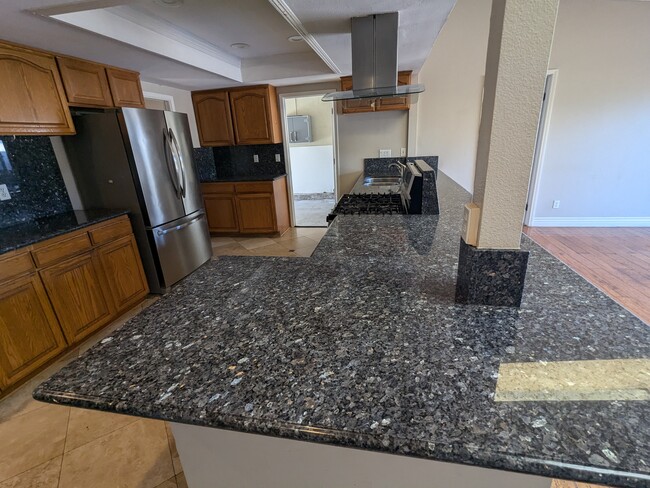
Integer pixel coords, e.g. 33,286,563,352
192,90,235,147
229,86,282,145
0,42,75,135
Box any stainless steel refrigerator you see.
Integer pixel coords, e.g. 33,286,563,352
63,108,212,294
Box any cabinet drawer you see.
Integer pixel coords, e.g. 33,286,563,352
0,251,34,282
235,182,273,194
32,233,92,268
202,182,235,194
89,218,132,245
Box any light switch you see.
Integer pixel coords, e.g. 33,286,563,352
253,154,259,163
275,154,281,162
0,183,10,201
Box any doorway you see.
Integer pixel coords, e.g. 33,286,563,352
281,94,337,227
525,70,558,225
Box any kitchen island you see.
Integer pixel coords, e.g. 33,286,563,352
34,173,649,487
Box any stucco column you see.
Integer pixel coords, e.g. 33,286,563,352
456,0,559,307
473,0,559,249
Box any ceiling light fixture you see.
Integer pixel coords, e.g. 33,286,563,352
153,0,184,7
287,35,304,42
230,43,250,49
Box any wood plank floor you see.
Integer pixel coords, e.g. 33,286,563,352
524,226,650,325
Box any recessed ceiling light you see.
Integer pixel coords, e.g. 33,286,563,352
153,0,183,7
288,35,304,42
230,43,250,49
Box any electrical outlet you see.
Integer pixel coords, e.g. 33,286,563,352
275,154,281,163
553,200,561,209
379,149,391,158
400,147,407,157
253,154,259,163
0,184,10,201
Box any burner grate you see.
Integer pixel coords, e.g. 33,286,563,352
329,193,406,217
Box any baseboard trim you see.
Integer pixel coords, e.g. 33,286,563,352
530,217,650,227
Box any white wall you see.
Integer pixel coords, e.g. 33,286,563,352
285,95,333,146
289,146,334,194
336,110,408,194
416,0,650,225
140,81,200,148
532,0,650,224
415,0,491,192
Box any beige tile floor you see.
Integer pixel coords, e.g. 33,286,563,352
0,228,328,488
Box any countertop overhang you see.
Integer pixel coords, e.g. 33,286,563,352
33,173,650,487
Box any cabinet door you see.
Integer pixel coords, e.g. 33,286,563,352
0,274,66,389
106,67,145,108
340,76,374,114
56,56,113,108
96,235,149,313
376,71,412,112
229,86,281,145
192,90,234,147
0,42,75,135
204,194,239,233
236,193,277,233
40,252,115,345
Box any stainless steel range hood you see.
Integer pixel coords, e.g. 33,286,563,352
322,12,424,102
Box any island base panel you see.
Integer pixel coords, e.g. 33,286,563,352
170,423,551,488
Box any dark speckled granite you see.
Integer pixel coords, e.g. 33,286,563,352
34,173,650,487
193,147,216,182
0,136,72,227
0,209,129,254
203,174,287,183
211,143,286,181
455,238,530,307
364,155,439,177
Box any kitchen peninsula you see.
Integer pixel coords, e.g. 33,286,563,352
34,173,650,488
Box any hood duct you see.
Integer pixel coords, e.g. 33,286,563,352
322,12,424,102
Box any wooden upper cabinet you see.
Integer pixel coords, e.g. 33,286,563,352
192,90,235,146
0,42,75,135
376,71,412,111
339,76,374,114
106,67,145,108
0,273,66,389
56,56,113,108
229,85,282,145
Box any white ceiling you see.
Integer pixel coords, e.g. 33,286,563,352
0,0,456,91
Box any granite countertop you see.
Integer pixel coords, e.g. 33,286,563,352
201,174,287,183
0,209,130,255
34,174,649,487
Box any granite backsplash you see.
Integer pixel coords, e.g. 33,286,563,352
364,156,439,177
0,136,72,228
194,143,286,182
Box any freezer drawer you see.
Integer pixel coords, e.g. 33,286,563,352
151,210,212,289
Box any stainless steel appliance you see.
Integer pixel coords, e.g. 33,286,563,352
62,108,212,293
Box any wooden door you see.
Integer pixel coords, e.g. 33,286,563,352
376,71,412,111
56,56,114,108
0,42,75,135
106,67,145,108
339,76,374,114
229,86,280,145
39,252,115,345
236,193,277,233
192,90,235,146
204,194,239,233
96,235,149,313
0,274,66,389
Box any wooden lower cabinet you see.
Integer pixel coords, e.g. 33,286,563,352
0,273,66,389
201,176,290,236
0,215,149,395
40,251,115,345
204,194,240,233
96,235,148,313
236,193,276,233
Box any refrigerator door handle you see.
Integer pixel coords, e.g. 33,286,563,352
168,128,186,198
163,129,182,198
156,211,205,236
